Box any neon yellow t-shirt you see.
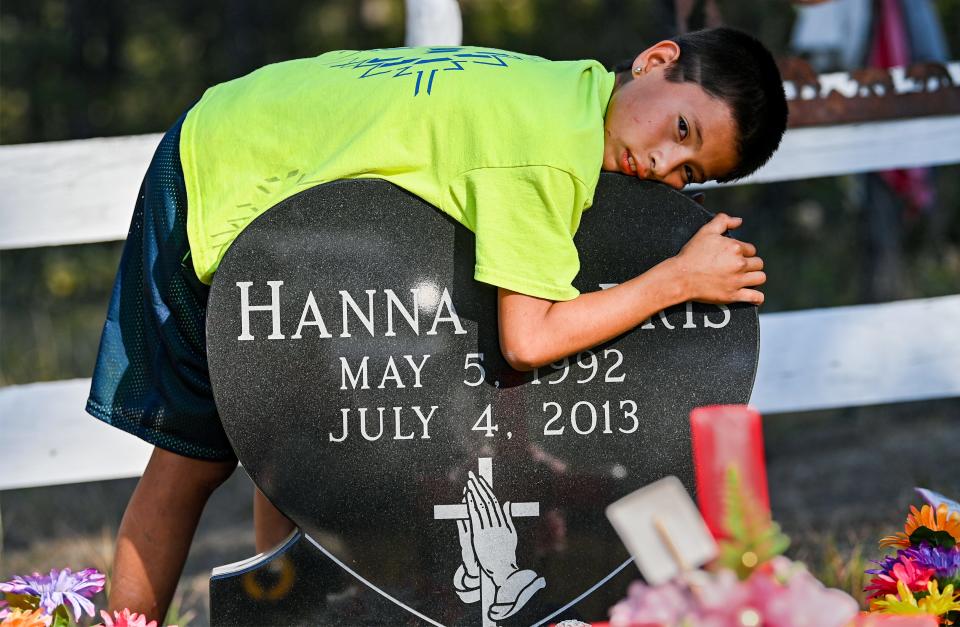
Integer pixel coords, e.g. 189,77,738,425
181,46,615,301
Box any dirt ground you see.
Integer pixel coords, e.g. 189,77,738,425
2,398,957,626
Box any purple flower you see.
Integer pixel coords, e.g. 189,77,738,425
867,544,960,580
904,544,960,579
866,552,903,576
0,568,106,621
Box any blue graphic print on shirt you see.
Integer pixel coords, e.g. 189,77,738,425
326,47,533,96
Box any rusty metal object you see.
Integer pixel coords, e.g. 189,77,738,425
778,57,960,128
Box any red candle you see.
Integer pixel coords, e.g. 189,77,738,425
689,405,769,539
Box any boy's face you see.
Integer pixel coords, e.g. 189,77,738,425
603,41,739,189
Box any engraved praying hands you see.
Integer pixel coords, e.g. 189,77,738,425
451,470,546,623
463,471,519,587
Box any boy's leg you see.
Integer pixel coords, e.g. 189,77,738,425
253,487,296,553
109,446,237,622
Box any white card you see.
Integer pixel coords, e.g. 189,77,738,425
605,476,718,585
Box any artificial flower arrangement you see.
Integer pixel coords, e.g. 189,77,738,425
0,568,174,627
606,475,960,626
601,406,958,627
607,468,866,627
862,490,960,623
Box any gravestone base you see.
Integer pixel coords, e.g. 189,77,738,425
209,528,641,626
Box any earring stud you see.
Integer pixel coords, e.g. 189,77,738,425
632,66,643,75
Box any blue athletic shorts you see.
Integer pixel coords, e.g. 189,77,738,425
86,110,236,461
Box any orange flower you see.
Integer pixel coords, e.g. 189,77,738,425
0,608,46,627
880,504,960,549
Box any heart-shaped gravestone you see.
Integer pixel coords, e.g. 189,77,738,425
206,175,758,626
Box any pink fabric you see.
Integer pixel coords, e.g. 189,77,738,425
869,0,910,68
869,0,935,215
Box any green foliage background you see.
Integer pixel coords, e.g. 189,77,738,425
1,0,959,384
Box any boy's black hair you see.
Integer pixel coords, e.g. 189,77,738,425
614,27,788,183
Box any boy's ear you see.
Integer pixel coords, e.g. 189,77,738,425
633,40,681,75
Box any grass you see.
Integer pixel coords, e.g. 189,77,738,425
801,533,875,608
163,589,197,627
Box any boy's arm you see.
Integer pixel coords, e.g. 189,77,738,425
498,213,765,370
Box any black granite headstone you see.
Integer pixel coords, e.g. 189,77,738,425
206,174,758,626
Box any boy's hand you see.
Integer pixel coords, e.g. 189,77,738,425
672,213,765,306
498,212,763,370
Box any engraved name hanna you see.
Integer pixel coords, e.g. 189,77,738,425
233,281,730,341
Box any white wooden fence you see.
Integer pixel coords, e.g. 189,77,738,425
1,13,958,491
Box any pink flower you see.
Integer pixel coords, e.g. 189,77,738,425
692,560,858,627
864,555,935,600
608,558,860,627
751,563,860,627
608,579,693,626
93,608,176,627
690,568,757,627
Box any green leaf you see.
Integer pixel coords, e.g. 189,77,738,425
940,574,960,592
50,604,72,627
908,526,957,549
715,465,790,579
722,466,749,540
3,592,40,611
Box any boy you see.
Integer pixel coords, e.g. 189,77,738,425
87,27,786,621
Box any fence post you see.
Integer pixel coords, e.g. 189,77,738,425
405,0,462,47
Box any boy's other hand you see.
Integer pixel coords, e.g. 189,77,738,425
672,213,765,306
